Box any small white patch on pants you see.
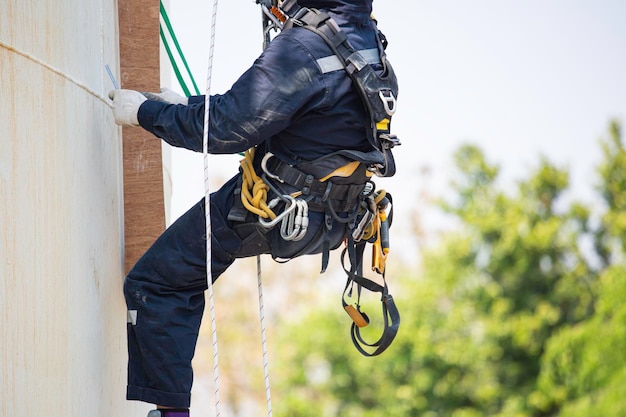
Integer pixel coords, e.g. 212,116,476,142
127,310,138,325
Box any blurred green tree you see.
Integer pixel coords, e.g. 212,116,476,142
538,121,626,416
271,121,625,417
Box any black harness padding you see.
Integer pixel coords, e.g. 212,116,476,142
266,156,367,212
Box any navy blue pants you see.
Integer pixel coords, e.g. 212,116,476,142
124,174,346,407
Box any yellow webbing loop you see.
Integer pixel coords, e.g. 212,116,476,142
239,148,277,220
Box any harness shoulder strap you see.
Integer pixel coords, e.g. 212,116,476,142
288,8,400,177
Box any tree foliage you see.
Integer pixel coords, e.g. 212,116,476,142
271,121,626,416
537,121,626,415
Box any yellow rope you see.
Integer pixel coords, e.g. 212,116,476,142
240,148,277,219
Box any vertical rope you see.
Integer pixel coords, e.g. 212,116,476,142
257,256,273,416
201,3,274,416
257,9,279,417
203,0,220,416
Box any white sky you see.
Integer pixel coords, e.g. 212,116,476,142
162,1,626,256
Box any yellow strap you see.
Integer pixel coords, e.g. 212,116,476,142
376,118,390,132
319,161,361,182
344,304,369,328
372,220,388,274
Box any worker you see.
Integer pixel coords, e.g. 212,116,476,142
109,0,398,416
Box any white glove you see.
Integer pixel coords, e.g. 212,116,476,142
108,89,147,127
141,87,188,105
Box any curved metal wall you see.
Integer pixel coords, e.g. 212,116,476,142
1,1,149,415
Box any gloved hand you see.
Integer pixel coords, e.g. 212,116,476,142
141,87,189,105
108,89,147,127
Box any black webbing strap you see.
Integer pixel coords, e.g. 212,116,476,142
341,235,400,357
295,9,367,75
266,157,366,205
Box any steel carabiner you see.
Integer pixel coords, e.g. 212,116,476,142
281,199,309,241
260,152,284,183
258,194,297,228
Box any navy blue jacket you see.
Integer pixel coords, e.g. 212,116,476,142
137,0,382,166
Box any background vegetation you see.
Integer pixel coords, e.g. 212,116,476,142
264,121,626,416
196,120,625,416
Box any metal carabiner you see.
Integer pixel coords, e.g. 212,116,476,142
293,200,309,240
281,199,309,241
379,89,397,116
260,152,284,183
258,194,297,228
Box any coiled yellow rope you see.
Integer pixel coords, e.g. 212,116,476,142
239,147,277,220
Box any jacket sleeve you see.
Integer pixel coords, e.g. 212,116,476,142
137,33,327,155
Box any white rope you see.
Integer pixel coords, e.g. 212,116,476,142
257,256,273,416
201,4,274,416
203,0,220,416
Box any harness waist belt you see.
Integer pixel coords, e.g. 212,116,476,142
267,158,366,211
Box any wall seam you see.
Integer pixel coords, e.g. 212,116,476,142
0,41,110,106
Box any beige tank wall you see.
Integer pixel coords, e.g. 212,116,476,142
0,1,148,416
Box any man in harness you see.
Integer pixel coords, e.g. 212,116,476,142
109,0,399,415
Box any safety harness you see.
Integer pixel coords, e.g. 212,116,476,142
281,0,400,177
244,0,401,356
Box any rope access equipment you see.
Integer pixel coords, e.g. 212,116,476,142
159,3,276,415
251,0,401,357
201,0,222,416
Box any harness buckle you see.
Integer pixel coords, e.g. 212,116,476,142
302,174,314,195
379,133,401,149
